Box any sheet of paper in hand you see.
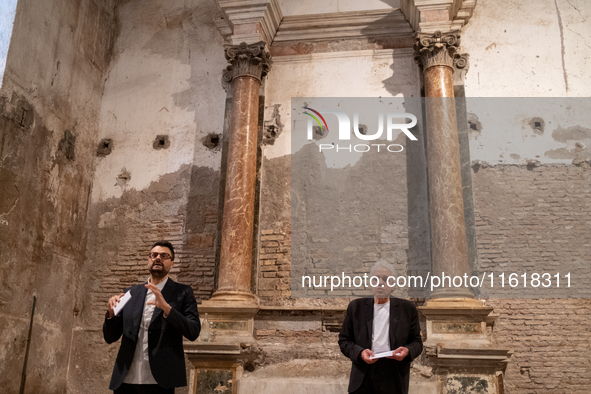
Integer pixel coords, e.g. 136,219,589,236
369,350,396,360
114,291,132,316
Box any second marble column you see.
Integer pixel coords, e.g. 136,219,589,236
415,31,473,298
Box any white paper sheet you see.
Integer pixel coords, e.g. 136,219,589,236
369,350,394,360
114,291,132,316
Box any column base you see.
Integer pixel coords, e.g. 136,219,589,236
428,286,475,299
197,292,259,345
205,290,259,311
419,298,512,372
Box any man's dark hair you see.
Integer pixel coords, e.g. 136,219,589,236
151,240,175,261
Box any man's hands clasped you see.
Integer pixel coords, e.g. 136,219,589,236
387,346,409,361
361,346,409,364
361,349,378,364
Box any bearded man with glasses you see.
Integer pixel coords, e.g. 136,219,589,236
103,241,201,394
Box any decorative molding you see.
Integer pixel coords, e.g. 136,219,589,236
414,30,461,70
272,48,415,64
273,9,413,43
223,42,272,84
451,0,477,30
401,0,477,33
215,0,282,45
453,52,470,84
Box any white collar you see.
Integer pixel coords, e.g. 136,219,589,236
148,276,169,291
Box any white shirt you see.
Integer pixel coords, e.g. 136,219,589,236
371,300,391,354
124,277,168,384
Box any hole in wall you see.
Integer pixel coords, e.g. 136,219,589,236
355,124,368,135
526,159,540,171
467,113,482,139
202,133,221,150
97,138,113,156
529,117,545,135
312,125,328,140
153,135,170,150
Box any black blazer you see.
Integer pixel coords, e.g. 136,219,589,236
338,297,423,393
103,279,201,390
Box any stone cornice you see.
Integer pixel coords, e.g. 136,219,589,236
273,9,413,43
401,0,477,33
215,0,283,45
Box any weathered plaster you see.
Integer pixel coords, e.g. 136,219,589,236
263,48,421,160
466,98,591,165
0,0,116,391
462,0,591,97
93,0,227,203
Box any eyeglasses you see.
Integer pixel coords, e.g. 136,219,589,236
149,252,172,261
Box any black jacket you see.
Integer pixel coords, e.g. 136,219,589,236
103,279,200,390
338,297,423,393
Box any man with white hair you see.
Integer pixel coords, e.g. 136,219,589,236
339,261,423,394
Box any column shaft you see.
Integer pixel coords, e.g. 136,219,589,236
217,76,260,297
212,42,271,303
415,31,473,298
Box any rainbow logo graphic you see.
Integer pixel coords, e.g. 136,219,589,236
303,107,329,132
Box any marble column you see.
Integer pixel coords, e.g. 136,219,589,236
414,31,473,298
213,42,271,304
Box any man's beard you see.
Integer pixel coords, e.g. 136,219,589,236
149,263,169,279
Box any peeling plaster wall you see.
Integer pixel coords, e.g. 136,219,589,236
69,0,227,392
0,0,116,392
461,0,591,166
264,49,420,160
462,0,591,98
255,2,591,391
91,0,226,203
253,47,433,388
465,98,591,166
460,1,591,392
258,50,425,305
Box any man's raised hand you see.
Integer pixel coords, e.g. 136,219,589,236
145,283,172,316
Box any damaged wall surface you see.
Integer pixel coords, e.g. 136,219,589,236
0,0,116,392
68,0,228,392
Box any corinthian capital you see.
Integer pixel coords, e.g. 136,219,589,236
414,30,461,70
222,42,272,88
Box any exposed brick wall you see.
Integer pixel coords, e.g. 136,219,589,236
258,143,431,301
82,166,219,327
474,165,591,295
487,298,591,393
258,225,292,300
473,165,591,393
88,217,186,323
